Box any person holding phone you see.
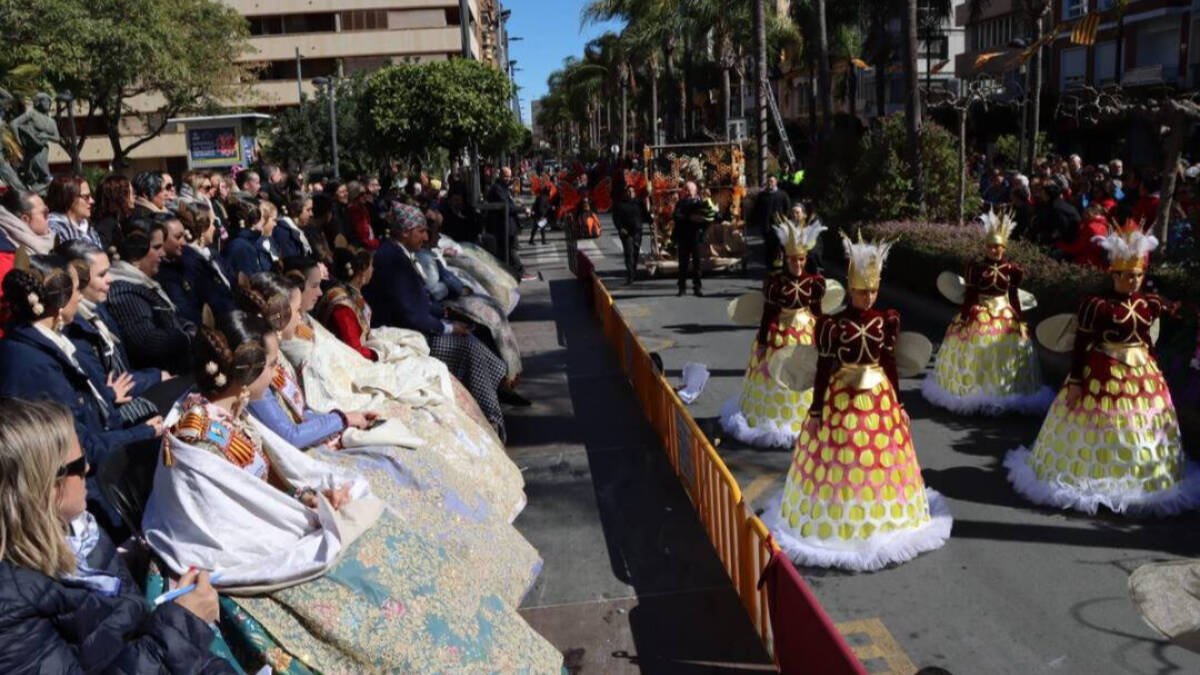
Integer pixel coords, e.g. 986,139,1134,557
0,397,233,673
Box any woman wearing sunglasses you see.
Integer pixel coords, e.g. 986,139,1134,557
0,397,233,673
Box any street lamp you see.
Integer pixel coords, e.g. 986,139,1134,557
55,90,81,174
312,76,340,179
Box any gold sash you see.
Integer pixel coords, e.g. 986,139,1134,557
1098,341,1150,367
979,294,1011,314
833,363,885,391
779,307,815,331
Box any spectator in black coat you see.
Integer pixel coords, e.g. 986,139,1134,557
160,208,235,326
1035,181,1081,246
611,184,650,284
750,176,792,269
485,167,528,278
106,227,194,375
0,397,231,675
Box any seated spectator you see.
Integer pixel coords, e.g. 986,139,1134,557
0,257,163,505
154,209,232,326
131,171,170,221
440,186,482,244
92,174,134,257
347,181,380,250
0,397,231,674
0,188,54,256
273,193,315,259
362,204,510,438
58,239,174,425
318,247,379,361
223,199,277,285
1035,181,1080,245
46,174,101,248
1130,173,1162,230
107,227,194,375
1055,204,1109,269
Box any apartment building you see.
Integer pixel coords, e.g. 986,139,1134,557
955,0,1195,94
772,2,968,127
48,0,507,173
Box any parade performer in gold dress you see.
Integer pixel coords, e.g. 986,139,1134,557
922,210,1054,415
1005,229,1199,516
767,233,951,571
720,217,828,447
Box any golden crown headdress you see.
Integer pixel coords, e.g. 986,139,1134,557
841,230,895,291
978,208,1017,247
1095,228,1158,273
771,215,826,257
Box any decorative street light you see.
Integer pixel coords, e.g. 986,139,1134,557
55,90,81,174
312,76,340,179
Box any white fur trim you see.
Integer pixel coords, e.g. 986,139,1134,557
718,396,797,449
1004,447,1200,517
763,488,953,572
920,377,1055,417
507,289,521,316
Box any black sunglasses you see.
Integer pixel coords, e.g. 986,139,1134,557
57,455,88,479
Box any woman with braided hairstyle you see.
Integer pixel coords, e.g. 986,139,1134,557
238,272,544,587
141,311,562,673
0,255,163,517
282,256,528,521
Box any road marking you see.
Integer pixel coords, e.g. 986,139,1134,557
834,618,917,674
742,474,779,504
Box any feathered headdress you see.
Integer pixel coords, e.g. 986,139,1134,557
841,230,894,291
978,208,1017,247
1093,229,1158,273
771,215,826,257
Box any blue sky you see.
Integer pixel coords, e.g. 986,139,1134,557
504,0,623,126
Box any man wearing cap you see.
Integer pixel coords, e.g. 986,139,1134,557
363,203,514,438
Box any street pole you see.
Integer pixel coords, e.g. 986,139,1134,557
753,0,768,184
295,47,304,101
329,82,340,179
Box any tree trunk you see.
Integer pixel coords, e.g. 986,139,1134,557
754,0,768,182
816,0,833,136
871,17,889,120
1155,113,1185,244
621,83,629,154
678,73,688,141
651,69,660,145
958,106,967,226
808,59,819,141
1026,14,1045,174
722,66,732,140
663,46,677,141
848,67,858,122
902,0,925,209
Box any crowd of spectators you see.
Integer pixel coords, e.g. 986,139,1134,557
971,152,1197,268
0,161,547,670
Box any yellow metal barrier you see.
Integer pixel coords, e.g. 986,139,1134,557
584,270,781,662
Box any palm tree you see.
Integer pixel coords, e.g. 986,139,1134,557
901,0,924,207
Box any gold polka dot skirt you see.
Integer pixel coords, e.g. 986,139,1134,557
922,303,1053,416
1005,351,1200,516
719,310,816,448
766,375,952,571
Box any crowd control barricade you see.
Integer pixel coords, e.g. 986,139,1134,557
577,254,866,674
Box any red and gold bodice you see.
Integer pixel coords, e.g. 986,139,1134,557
171,394,270,480
1071,292,1178,377
963,258,1024,320
812,308,901,407
757,271,825,345
317,284,372,339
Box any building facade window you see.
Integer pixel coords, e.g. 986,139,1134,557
1060,46,1087,89
1094,40,1118,85
1062,0,1087,20
247,13,336,36
969,14,1016,52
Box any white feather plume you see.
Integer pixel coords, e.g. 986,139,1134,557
771,216,827,255
1092,229,1159,267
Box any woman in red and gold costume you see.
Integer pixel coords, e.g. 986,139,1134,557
767,233,951,571
922,210,1053,415
1005,229,1199,516
720,216,828,448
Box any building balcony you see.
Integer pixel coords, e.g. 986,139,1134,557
244,26,461,61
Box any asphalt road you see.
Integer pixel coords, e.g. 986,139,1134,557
528,215,1200,675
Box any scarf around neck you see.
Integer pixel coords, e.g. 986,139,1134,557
109,259,176,310
0,205,54,254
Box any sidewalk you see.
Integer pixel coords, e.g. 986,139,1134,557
506,231,774,673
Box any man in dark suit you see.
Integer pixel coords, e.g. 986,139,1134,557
672,181,714,297
750,175,792,270
362,203,517,438
485,166,531,280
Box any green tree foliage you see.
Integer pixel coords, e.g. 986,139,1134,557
361,59,522,165
993,132,1049,168
809,116,979,223
0,0,253,168
263,74,375,179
